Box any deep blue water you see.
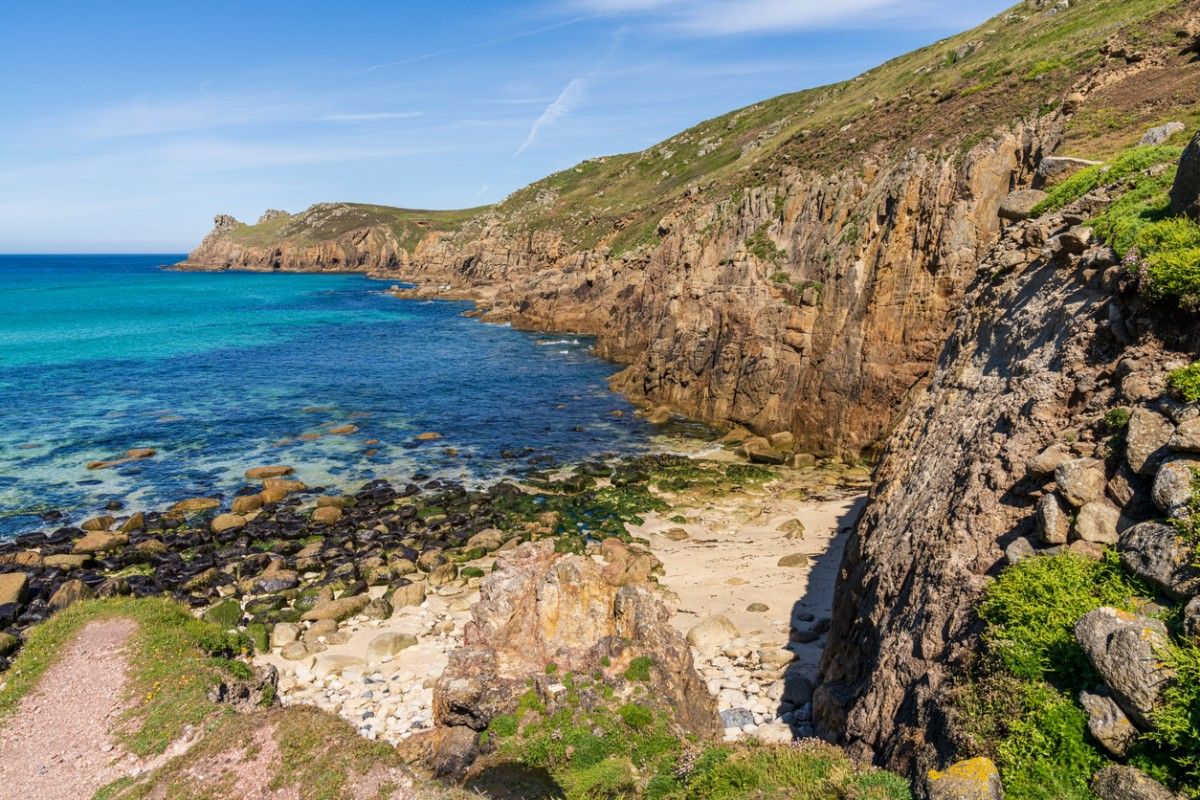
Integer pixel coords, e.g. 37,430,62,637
0,255,655,538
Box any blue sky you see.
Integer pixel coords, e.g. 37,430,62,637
0,0,1013,252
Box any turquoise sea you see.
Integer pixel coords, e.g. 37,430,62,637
0,255,656,538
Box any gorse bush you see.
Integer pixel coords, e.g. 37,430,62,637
995,683,1104,800
978,551,1142,687
1033,145,1181,215
1168,363,1200,404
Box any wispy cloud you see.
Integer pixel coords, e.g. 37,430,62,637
570,0,941,35
514,78,587,155
319,111,424,122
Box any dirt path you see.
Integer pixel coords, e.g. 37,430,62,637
0,618,138,800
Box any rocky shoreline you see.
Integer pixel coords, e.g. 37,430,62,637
0,443,870,751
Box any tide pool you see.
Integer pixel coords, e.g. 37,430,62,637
0,255,655,538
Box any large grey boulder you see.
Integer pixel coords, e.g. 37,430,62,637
1170,130,1200,221
1056,458,1106,507
1127,407,1176,476
1119,522,1200,600
1152,456,1199,515
1079,689,1138,757
1141,122,1186,147
1169,418,1200,452
1091,765,1183,800
1074,607,1174,728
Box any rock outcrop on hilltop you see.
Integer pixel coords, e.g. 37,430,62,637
815,148,1200,783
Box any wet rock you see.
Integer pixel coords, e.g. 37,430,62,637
363,597,392,620
926,757,1003,800
1152,456,1200,515
1127,408,1175,476
43,554,87,569
1079,689,1138,757
80,515,115,532
245,465,294,480
118,512,145,533
1055,458,1106,507
211,513,247,533
171,497,221,514
1075,501,1120,545
1091,765,1182,800
1036,493,1070,544
231,494,263,514
72,531,127,554
1119,522,1200,600
1075,607,1173,728
415,432,442,441
312,506,342,526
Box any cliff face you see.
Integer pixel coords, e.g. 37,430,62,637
813,156,1200,782
182,122,1056,457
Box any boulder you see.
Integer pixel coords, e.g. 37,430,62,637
118,511,145,533
1152,456,1199,515
231,494,263,514
1074,607,1173,728
271,622,300,648
1184,596,1200,644
1038,156,1101,182
72,531,127,554
776,518,806,539
1127,407,1176,476
778,553,810,568
1169,129,1200,221
0,572,29,606
687,614,740,657
312,654,364,679
391,580,427,609
1091,765,1182,800
80,515,115,532
1141,122,1186,146
1036,493,1070,544
170,497,221,514
465,529,505,551
927,757,1004,800
245,465,294,480
280,641,312,661
1075,501,1120,545
1079,689,1138,757
1169,418,1200,452
48,578,94,611
434,541,717,742
1055,458,1106,507
1119,522,1200,600
43,554,87,569
311,506,342,526
1029,443,1072,475
999,189,1047,221
768,431,795,451
211,513,247,533
301,593,370,622
366,632,418,664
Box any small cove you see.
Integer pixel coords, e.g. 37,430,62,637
0,255,660,538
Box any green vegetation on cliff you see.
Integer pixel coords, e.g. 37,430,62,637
210,0,1194,259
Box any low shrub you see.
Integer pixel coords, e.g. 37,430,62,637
1168,363,1200,404
994,683,1103,800
1033,145,1181,215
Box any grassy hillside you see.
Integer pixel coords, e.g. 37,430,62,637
215,0,1196,256
226,203,489,253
